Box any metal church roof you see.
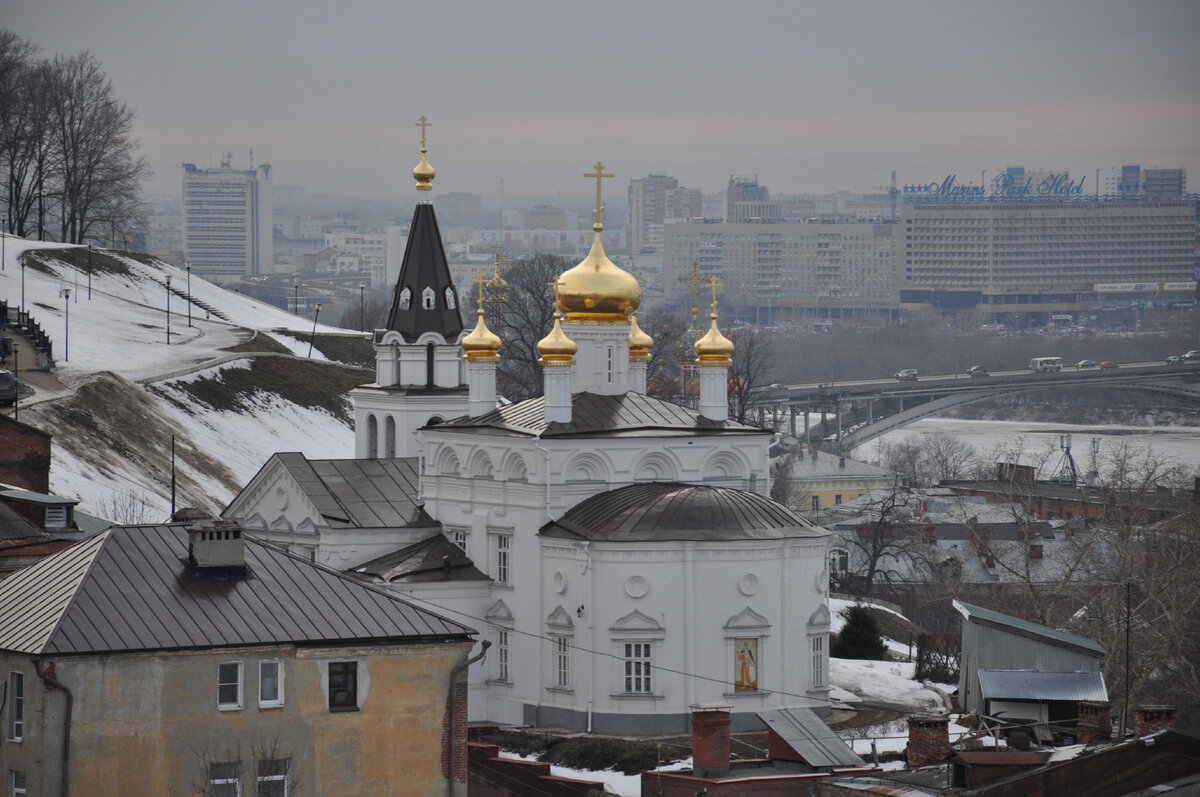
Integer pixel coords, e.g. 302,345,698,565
977,669,1108,703
382,203,463,343
0,523,474,656
758,707,865,768
272,453,432,529
953,600,1105,657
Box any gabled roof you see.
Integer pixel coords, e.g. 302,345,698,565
541,482,827,542
0,523,474,656
350,534,490,584
758,707,865,768
382,203,463,343
435,391,769,438
272,453,432,529
954,600,1105,657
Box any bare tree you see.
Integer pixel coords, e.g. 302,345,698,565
98,487,156,525
727,326,776,424
638,306,690,401
923,432,977,483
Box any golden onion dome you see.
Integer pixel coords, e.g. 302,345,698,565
461,309,501,360
628,312,653,361
694,315,734,363
537,314,578,363
413,149,435,191
555,228,640,322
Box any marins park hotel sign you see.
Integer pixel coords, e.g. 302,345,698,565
903,172,1088,198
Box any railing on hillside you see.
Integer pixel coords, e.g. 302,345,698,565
6,305,55,366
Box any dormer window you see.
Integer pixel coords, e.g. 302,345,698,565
445,287,457,309
399,287,411,310
422,287,436,310
44,505,68,529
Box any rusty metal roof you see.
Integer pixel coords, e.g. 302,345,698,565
273,453,433,529
758,707,865,768
541,482,828,542
436,391,769,438
0,523,474,656
350,533,490,584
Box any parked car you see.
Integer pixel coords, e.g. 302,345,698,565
1077,359,1098,369
1166,355,1182,365
895,369,919,382
0,369,16,406
966,365,990,377
1183,350,1200,362
1099,361,1119,369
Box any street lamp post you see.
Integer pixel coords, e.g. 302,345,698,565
11,343,17,420
166,276,172,344
61,288,70,361
186,261,192,327
360,283,365,332
87,245,93,299
307,303,322,358
294,280,299,315
20,260,25,312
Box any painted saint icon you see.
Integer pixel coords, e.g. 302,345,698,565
734,638,757,692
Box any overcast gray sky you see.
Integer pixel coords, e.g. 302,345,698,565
7,0,1200,199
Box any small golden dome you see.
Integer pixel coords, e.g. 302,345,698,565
555,230,640,322
461,309,501,360
537,314,578,363
628,312,653,361
694,315,734,363
413,149,435,191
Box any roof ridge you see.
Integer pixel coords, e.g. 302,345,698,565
21,529,112,655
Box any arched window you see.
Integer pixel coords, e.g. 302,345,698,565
399,287,411,310
366,414,378,459
422,287,436,310
384,416,396,458
445,287,457,309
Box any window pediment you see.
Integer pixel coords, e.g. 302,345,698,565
486,599,514,623
807,604,831,629
546,605,575,631
724,606,771,632
610,609,665,638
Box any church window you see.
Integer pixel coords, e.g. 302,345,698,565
810,635,827,688
451,528,468,556
384,416,396,458
422,287,436,310
366,414,378,459
496,630,510,682
623,642,652,694
445,287,457,309
492,533,511,586
606,346,614,384
554,637,571,689
399,287,411,310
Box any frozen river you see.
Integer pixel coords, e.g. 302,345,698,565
857,417,1200,475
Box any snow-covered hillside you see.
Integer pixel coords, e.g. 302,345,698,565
1,237,362,519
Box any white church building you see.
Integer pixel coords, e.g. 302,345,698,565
225,140,831,733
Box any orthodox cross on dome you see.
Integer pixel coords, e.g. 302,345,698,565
473,271,492,311
678,261,705,326
547,275,565,309
416,116,431,150
584,161,614,230
707,274,723,316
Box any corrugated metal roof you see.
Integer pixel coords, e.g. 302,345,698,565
757,707,865,768
541,482,828,542
0,523,474,656
954,600,1105,656
274,453,433,529
437,391,769,438
351,534,490,584
977,669,1108,703
0,501,44,542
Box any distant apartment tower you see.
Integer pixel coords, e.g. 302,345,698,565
182,160,273,283
725,175,782,223
628,174,702,254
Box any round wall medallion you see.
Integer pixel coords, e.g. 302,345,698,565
553,571,568,594
816,568,828,594
737,573,760,596
624,575,649,598
274,486,288,511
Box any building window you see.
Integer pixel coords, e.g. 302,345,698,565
496,630,510,682
444,287,457,309
208,761,241,797
451,528,468,556
366,414,378,458
422,287,436,310
257,758,289,797
328,662,358,711
384,416,396,458
493,533,511,586
218,662,242,710
829,548,849,578
6,673,22,741
44,505,68,529
811,636,826,688
834,494,842,505
811,495,820,512
399,287,411,310
8,771,26,797
623,642,653,694
259,661,283,708
554,637,571,689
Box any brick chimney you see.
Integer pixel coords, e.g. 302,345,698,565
907,715,951,767
690,702,732,777
1076,701,1111,744
1132,705,1176,737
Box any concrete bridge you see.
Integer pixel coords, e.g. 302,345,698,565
755,361,1200,449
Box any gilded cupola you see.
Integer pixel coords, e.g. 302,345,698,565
694,276,734,363
537,312,578,363
628,312,653,361
461,272,501,360
413,115,435,191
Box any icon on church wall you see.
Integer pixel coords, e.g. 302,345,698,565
734,638,757,692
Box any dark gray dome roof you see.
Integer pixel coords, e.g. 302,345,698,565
541,482,827,542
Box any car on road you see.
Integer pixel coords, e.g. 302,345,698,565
895,369,918,382
1077,359,1098,369
1166,355,1182,365
1099,361,1119,369
0,369,16,406
966,365,990,377
1183,350,1200,362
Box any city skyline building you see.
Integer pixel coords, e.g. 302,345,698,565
182,158,274,283
627,174,703,254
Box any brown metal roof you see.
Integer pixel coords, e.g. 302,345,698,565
273,453,433,529
541,482,828,542
0,523,474,656
350,534,491,584
436,391,770,438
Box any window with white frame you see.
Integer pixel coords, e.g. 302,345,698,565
208,761,241,797
493,532,511,586
6,673,22,741
218,662,242,710
257,758,289,797
259,661,283,708
554,637,571,689
623,642,653,694
811,635,826,688
811,495,820,512
8,770,26,797
450,528,468,556
496,630,510,682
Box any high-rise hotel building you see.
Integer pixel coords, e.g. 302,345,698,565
182,161,273,283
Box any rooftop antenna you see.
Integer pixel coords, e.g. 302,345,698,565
249,147,254,169
1051,433,1079,486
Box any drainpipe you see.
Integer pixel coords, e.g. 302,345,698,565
34,659,72,797
447,640,491,797
534,437,554,521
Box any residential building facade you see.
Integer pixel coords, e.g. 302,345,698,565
182,160,274,283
